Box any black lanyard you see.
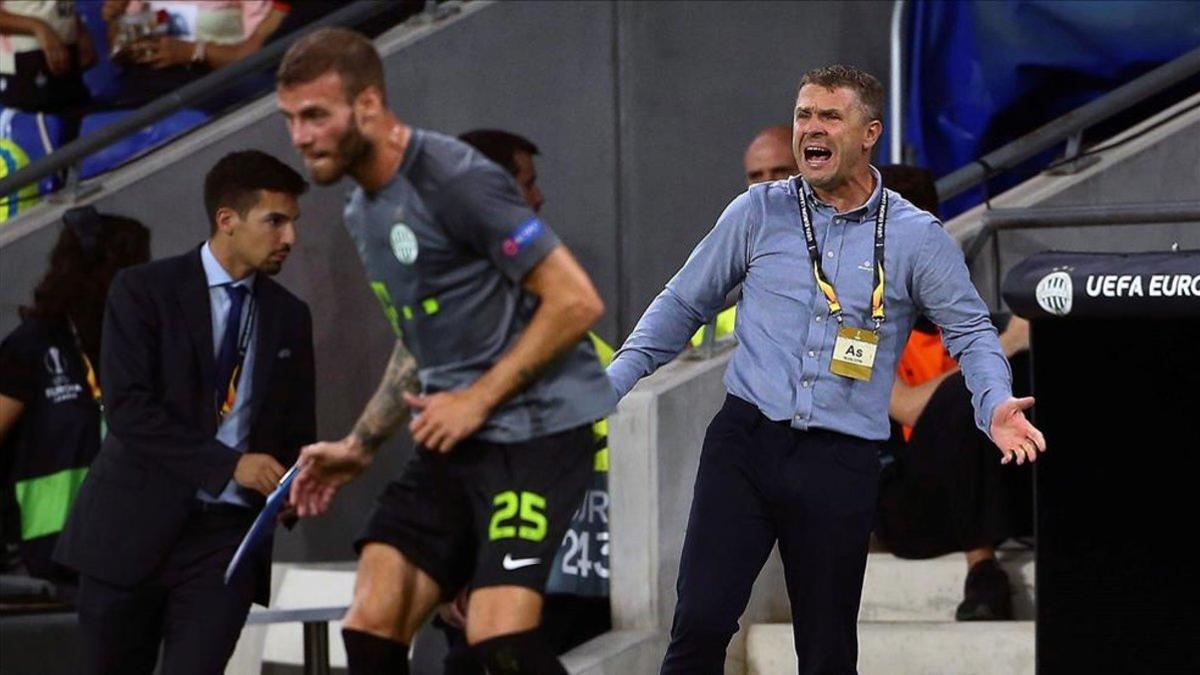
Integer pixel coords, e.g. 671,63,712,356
794,177,888,332
217,294,256,422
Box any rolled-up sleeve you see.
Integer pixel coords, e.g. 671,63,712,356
608,190,757,399
911,220,1012,437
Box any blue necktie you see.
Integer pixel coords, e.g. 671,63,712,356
215,284,249,414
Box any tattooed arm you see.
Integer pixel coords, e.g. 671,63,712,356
290,339,419,517
351,340,421,453
404,245,604,452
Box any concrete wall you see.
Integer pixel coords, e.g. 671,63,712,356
614,0,893,335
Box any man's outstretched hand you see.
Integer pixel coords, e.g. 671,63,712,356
290,436,374,517
989,397,1047,465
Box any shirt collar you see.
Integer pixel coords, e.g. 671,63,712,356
798,165,884,222
201,242,256,292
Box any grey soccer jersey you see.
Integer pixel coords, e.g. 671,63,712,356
343,129,615,443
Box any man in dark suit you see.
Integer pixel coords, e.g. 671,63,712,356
55,150,316,675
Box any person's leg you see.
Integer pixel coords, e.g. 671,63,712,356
466,585,543,643
775,431,879,675
660,396,780,674
158,512,258,675
467,586,567,674
340,543,443,673
345,448,477,674
441,623,486,675
76,574,164,675
876,373,1018,620
463,425,597,674
956,546,1012,621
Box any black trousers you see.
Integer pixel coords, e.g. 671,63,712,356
876,365,1033,559
662,395,881,675
76,508,258,675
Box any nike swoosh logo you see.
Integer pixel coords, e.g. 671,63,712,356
502,554,542,570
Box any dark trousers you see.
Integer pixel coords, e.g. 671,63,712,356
876,362,1033,559
76,508,258,675
662,395,880,675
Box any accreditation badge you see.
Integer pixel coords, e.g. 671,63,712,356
830,326,879,381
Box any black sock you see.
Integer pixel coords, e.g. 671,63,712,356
342,628,409,675
471,629,567,675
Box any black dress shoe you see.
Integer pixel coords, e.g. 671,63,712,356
955,558,1013,621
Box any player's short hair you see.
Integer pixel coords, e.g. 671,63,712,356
458,129,540,177
798,65,884,122
204,150,308,231
277,27,386,103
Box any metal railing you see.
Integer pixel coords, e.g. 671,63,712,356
0,0,405,201
246,606,347,675
934,44,1200,203
967,201,1200,306
888,0,908,165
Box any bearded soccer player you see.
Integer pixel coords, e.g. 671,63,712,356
276,28,614,675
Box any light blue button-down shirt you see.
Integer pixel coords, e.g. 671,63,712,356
608,169,1012,441
198,242,258,506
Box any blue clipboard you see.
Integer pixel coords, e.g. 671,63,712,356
224,463,299,584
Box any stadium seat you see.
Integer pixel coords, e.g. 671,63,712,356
78,109,210,179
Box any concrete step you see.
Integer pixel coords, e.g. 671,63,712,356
860,551,1035,621
746,621,1035,675
725,549,1035,673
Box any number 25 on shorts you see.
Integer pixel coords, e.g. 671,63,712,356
489,490,547,542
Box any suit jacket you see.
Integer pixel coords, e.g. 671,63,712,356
55,247,316,604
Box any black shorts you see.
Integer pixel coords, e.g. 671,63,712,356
357,424,594,598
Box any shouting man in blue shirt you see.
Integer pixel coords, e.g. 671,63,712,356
608,65,1046,674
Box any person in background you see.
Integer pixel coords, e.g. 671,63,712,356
99,0,276,105
742,124,796,185
874,163,1034,621
459,129,545,214
0,0,94,113
0,206,149,593
53,151,315,675
103,1,422,78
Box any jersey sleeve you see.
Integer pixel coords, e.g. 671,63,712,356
437,166,561,284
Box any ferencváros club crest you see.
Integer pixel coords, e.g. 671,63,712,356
1035,271,1073,316
389,224,419,265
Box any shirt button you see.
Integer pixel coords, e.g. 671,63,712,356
826,250,834,258
802,380,810,388
815,315,823,323
808,350,816,357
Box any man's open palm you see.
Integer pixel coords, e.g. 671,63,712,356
990,396,1046,465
